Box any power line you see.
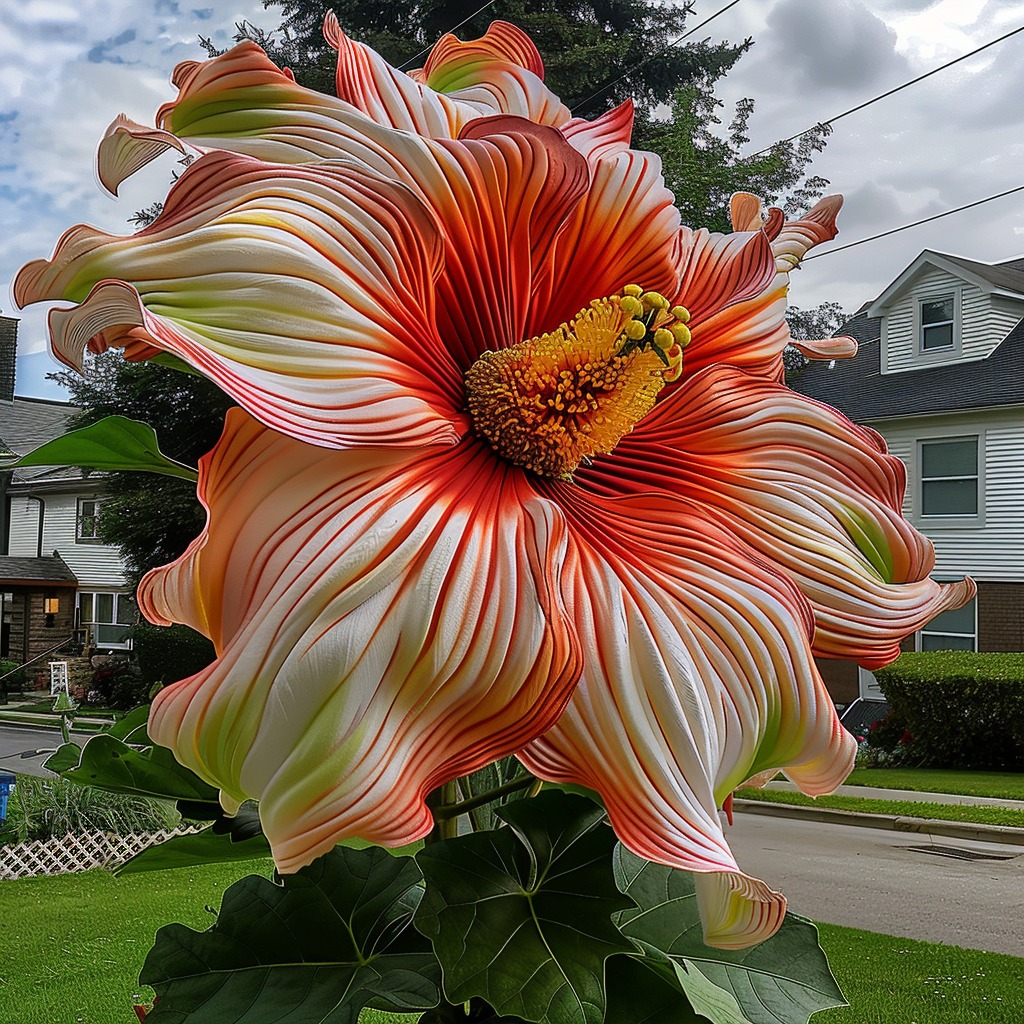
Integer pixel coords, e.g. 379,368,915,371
570,0,744,114
747,23,1024,161
806,185,1024,260
397,0,501,71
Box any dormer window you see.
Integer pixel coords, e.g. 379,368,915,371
920,297,954,350
915,290,960,359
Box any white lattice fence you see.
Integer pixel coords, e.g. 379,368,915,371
0,826,201,881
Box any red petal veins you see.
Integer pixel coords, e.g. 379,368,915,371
326,15,567,137
593,366,975,666
144,412,582,871
16,151,467,450
520,483,854,948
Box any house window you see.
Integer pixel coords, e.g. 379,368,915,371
919,296,955,351
919,593,977,651
77,498,102,542
78,591,136,649
919,437,979,518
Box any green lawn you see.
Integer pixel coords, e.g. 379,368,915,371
735,787,1024,828
2,860,1022,1023
846,767,1024,801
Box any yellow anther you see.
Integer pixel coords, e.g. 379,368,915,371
653,327,674,351
670,305,691,324
641,291,670,311
620,295,643,317
622,284,643,297
624,319,647,341
465,294,668,479
671,323,692,348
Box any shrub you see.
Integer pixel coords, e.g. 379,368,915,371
873,652,1024,770
0,658,24,700
0,775,180,845
89,658,150,711
130,621,215,690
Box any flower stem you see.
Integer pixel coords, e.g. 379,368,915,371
432,774,537,820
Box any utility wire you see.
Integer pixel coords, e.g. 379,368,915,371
571,0,745,113
397,0,501,71
747,23,1024,161
806,185,1024,260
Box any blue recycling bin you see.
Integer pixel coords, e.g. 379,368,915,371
0,770,15,822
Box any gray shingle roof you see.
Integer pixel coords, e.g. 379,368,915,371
0,397,81,484
791,312,1024,421
0,555,78,585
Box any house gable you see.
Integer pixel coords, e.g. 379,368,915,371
867,252,1024,374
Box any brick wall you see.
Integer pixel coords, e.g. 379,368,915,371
814,657,858,706
977,581,1024,652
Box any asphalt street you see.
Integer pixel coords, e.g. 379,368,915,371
0,723,63,778
729,811,1024,956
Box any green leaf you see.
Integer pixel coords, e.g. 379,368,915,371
2,416,198,480
107,704,153,744
60,733,219,803
118,802,268,875
415,791,635,1024
604,956,704,1024
613,847,846,1024
142,847,441,1022
42,742,82,774
116,822,271,875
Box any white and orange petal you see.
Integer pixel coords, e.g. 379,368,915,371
16,150,470,450
527,108,681,338
97,115,189,197
680,195,844,381
519,485,854,949
593,365,975,667
329,15,569,137
143,410,582,871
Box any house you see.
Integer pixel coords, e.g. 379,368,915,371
0,314,133,670
791,251,1024,704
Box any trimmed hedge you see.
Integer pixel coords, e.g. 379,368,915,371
874,652,1024,770
130,621,216,690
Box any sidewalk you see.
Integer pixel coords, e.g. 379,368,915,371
764,779,1024,810
736,779,1024,847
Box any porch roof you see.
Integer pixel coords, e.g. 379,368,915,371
0,556,78,587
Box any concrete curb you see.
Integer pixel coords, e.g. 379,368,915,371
733,798,1024,847
0,711,112,733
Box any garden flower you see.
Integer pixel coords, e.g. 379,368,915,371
15,23,972,948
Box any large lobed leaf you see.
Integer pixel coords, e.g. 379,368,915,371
142,846,441,1022
612,847,846,1024
414,791,635,1024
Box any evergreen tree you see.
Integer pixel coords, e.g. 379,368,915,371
231,0,748,119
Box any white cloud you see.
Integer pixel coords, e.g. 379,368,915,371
2,0,1022,397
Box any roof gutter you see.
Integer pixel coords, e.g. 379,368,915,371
25,494,44,558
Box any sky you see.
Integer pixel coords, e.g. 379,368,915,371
3,0,1024,399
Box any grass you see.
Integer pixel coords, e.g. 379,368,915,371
2,860,1022,1023
846,767,1024,801
0,859,275,1024
735,787,1024,828
815,923,1024,1023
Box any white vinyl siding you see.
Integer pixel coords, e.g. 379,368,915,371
879,411,1024,581
7,493,127,588
880,266,1018,373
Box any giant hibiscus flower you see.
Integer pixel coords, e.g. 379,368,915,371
15,22,972,949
